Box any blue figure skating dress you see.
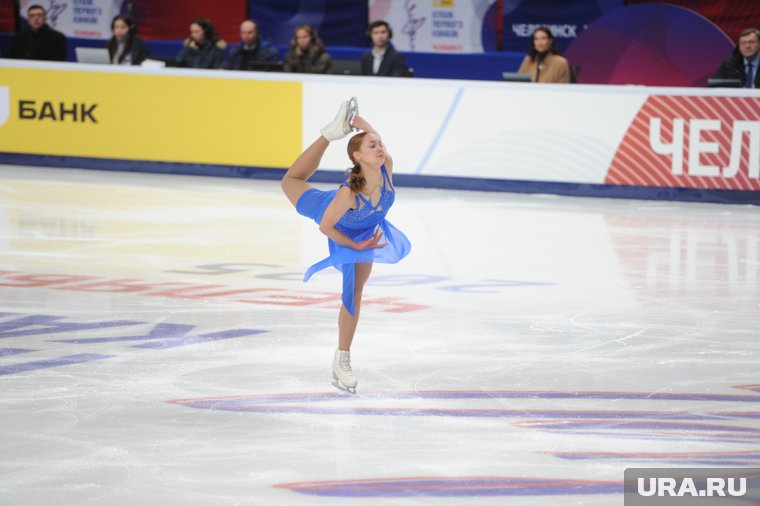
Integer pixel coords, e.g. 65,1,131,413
295,165,411,316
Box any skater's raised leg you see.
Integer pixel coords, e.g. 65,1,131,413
281,136,329,206
281,100,353,207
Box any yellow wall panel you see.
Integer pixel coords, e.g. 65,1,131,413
0,68,302,168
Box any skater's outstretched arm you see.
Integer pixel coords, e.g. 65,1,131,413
319,186,387,251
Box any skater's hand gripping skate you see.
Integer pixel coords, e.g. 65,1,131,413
350,115,375,135
355,229,387,251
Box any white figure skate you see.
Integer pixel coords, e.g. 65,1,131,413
320,98,358,141
332,349,358,394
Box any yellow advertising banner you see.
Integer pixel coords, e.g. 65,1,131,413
0,67,302,168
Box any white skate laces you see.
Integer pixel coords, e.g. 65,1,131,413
320,97,359,142
332,349,358,393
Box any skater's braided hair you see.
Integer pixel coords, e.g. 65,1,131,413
346,132,368,194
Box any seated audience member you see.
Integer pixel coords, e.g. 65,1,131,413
283,24,331,74
518,27,570,84
224,19,280,70
106,14,149,65
713,28,760,88
8,4,67,61
176,18,226,69
361,20,408,77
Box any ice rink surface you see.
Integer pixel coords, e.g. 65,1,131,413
1,165,758,505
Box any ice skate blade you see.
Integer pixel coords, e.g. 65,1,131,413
332,379,357,394
347,96,359,132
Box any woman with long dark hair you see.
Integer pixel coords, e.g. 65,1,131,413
280,100,411,393
176,17,226,69
518,26,570,83
283,24,332,73
106,14,149,65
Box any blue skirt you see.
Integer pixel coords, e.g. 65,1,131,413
296,188,411,316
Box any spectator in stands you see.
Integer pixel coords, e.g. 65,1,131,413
176,18,226,69
283,24,331,74
713,28,760,88
106,14,149,66
223,19,280,70
361,20,408,77
518,27,570,84
8,4,67,61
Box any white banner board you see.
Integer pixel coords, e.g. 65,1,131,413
369,0,497,53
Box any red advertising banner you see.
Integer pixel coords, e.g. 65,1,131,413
607,95,760,191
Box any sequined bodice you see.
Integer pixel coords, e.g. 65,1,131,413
337,166,395,231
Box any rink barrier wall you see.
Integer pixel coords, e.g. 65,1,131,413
0,63,302,168
1,60,759,205
1,152,755,205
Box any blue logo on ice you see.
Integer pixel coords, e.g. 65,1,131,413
0,86,9,127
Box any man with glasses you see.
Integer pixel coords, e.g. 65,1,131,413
713,28,760,89
9,4,67,61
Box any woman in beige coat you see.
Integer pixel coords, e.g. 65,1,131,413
518,26,571,84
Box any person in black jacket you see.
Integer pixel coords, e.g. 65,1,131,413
360,21,408,77
106,14,150,65
8,4,67,61
176,18,226,69
713,28,760,88
223,19,280,71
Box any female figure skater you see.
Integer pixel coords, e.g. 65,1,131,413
280,100,411,393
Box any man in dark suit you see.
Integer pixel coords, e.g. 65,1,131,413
9,4,67,61
360,21,408,77
223,19,280,71
713,28,760,88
